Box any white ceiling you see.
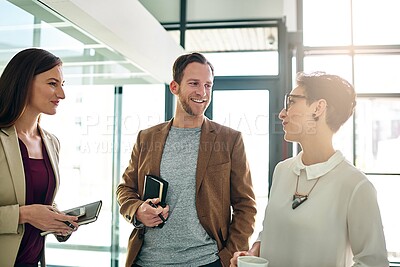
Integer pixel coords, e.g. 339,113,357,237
139,0,297,30
139,0,296,53
1,0,296,85
38,0,185,84
1,0,184,85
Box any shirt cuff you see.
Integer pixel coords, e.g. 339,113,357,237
133,215,144,229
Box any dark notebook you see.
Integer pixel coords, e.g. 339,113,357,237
142,175,168,207
66,200,102,226
41,200,102,236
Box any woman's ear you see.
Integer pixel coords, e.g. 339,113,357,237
313,99,328,120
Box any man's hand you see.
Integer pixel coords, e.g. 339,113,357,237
136,198,169,227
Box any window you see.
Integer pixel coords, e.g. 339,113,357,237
355,98,400,174
354,55,400,93
212,90,269,244
303,0,400,262
304,55,353,83
353,0,400,45
303,0,351,46
41,84,166,266
41,85,115,266
205,51,279,76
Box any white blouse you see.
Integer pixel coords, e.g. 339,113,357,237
257,151,389,267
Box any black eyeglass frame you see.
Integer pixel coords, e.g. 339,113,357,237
284,94,307,111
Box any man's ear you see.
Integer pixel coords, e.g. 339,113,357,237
169,80,179,95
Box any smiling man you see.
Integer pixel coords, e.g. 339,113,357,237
117,52,257,267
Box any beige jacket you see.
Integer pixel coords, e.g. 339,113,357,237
117,118,257,267
0,125,60,267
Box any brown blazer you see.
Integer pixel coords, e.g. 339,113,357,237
117,118,257,267
0,125,60,267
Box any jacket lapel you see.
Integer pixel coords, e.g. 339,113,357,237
0,126,26,205
196,118,217,193
151,120,173,176
38,125,60,198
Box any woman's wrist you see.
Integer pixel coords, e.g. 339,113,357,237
249,241,261,256
18,205,29,224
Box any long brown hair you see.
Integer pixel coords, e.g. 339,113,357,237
0,48,62,128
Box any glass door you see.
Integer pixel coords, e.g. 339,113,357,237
212,89,269,244
209,75,284,244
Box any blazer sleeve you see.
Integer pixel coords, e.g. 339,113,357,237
0,129,23,234
116,131,144,224
219,132,257,265
0,205,20,234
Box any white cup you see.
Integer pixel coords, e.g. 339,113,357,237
237,255,269,267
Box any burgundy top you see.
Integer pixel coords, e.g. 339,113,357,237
15,138,56,265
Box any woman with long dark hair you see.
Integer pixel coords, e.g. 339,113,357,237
0,48,79,267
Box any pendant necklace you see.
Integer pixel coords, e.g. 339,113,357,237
292,175,320,210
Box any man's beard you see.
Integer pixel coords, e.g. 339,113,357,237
178,94,196,115
177,91,208,116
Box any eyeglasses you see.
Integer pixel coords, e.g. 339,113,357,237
284,94,307,111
